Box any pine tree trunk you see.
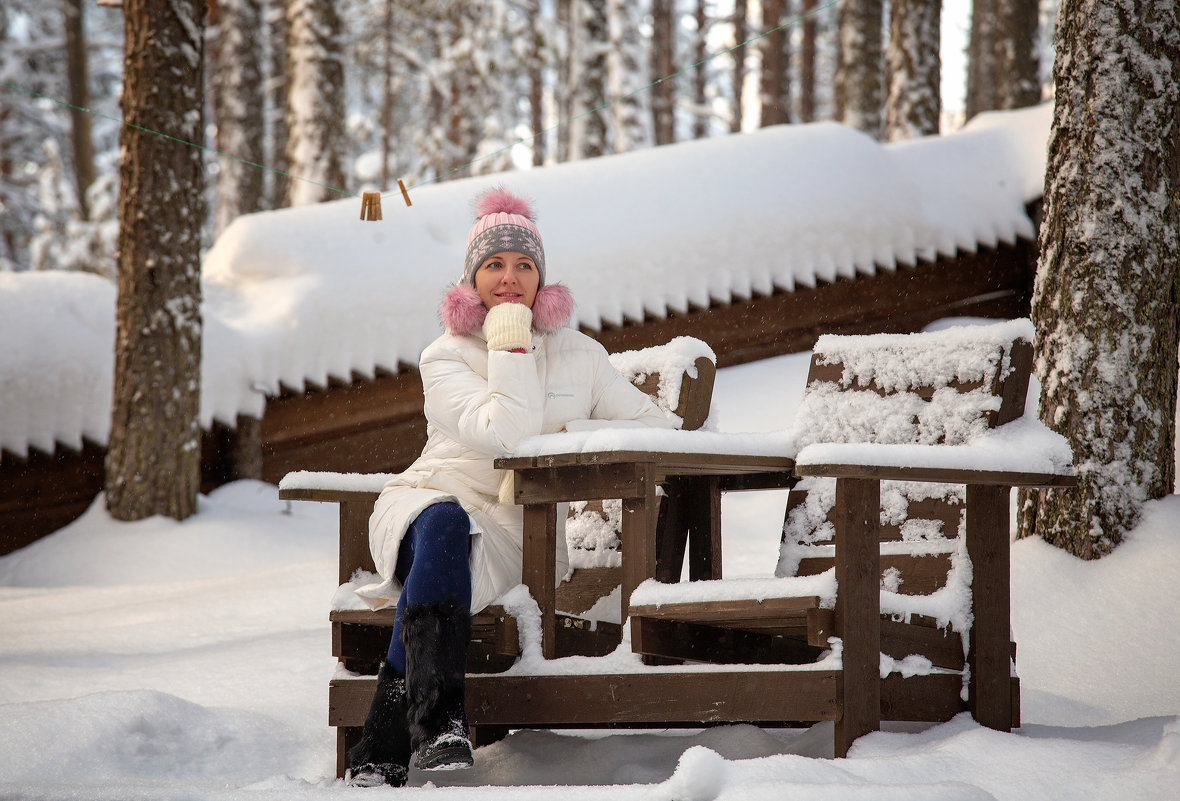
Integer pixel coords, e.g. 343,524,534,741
1018,0,1180,558
835,0,885,139
63,0,95,221
651,0,677,145
965,0,997,120
994,0,1041,109
884,0,941,142
107,0,206,522
798,0,818,122
285,0,346,205
213,0,265,235
760,0,791,127
692,0,710,138
731,0,748,133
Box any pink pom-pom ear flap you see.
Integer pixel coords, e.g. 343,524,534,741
530,284,574,333
439,284,487,335
439,283,573,336
475,188,534,221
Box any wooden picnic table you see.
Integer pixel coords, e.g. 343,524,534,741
495,448,798,660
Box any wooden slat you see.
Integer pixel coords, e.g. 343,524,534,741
796,553,952,596
327,670,841,728
678,357,717,431
555,567,620,616
880,673,966,722
466,671,842,727
499,451,795,474
629,595,820,623
806,356,990,399
512,463,647,504
795,462,1077,488
630,617,825,665
277,487,380,505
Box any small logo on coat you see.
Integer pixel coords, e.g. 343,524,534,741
547,391,574,399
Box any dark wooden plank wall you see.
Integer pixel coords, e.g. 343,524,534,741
0,238,1036,555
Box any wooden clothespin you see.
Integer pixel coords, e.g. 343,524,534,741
360,192,382,221
398,179,412,207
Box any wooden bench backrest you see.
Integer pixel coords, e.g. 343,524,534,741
564,337,718,586
780,322,1035,597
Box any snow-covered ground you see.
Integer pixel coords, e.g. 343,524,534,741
2,335,1178,800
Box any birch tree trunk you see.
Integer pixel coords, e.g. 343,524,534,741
1018,0,1180,558
835,0,885,139
213,0,264,234
884,0,941,141
265,0,288,208
107,0,205,521
285,0,346,205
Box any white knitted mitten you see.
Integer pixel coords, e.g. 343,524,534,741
482,302,533,352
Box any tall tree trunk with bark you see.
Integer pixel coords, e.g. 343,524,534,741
692,0,711,138
731,0,748,132
994,0,1041,109
265,0,288,208
835,0,885,139
798,0,818,122
760,0,791,127
63,0,95,221
1018,0,1180,558
885,0,941,141
107,0,206,522
285,0,346,205
213,0,265,235
651,0,677,145
528,0,547,166
965,0,997,120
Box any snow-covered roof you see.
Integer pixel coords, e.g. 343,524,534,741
0,105,1052,459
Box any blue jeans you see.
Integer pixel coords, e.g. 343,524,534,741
385,502,472,674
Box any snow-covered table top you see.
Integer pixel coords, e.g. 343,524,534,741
794,416,1076,485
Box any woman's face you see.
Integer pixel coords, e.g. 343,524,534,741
474,251,540,309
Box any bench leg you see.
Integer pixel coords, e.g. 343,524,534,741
966,483,1013,731
834,477,881,758
337,725,362,780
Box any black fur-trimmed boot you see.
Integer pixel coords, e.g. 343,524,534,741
402,599,474,771
345,661,413,787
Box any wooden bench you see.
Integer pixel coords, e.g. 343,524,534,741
279,337,717,778
625,319,1077,751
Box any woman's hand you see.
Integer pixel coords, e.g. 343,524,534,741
483,302,533,352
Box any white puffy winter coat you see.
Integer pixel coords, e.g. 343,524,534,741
358,325,673,613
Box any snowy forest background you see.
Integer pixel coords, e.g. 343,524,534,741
0,0,1059,275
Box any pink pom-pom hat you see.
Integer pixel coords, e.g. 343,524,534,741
462,187,546,286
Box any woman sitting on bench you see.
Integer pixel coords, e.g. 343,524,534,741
346,187,674,787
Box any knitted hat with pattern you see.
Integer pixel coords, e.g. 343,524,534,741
462,188,546,286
